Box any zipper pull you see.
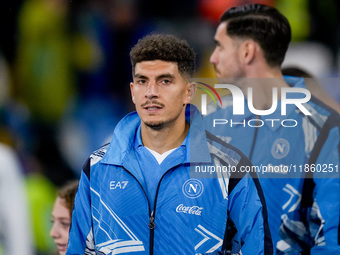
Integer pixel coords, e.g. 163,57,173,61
148,216,155,229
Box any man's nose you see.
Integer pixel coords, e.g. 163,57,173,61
210,48,218,64
145,82,159,99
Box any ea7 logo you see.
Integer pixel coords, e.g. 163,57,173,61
110,181,128,190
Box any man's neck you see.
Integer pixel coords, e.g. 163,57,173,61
141,120,189,155
241,68,289,110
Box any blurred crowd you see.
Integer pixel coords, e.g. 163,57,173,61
1,0,340,254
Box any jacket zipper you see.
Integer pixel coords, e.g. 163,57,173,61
148,164,182,254
123,165,180,255
148,212,155,255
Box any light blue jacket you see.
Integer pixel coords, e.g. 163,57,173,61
204,76,340,254
66,105,273,254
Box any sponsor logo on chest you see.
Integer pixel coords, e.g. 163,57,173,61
110,181,128,190
176,204,203,216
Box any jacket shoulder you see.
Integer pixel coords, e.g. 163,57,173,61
82,143,110,179
304,96,340,130
205,130,252,169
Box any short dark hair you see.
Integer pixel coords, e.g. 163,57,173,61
220,4,291,67
129,34,195,78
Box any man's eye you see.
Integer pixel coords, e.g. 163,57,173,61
161,79,171,85
137,80,146,84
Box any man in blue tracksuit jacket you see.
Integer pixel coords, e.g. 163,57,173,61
67,34,273,254
204,4,340,254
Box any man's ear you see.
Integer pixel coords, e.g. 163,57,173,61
189,82,197,101
242,40,256,65
130,82,135,104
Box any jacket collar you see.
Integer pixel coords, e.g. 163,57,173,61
101,104,211,167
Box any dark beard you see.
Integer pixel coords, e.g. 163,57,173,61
144,121,165,130
143,104,185,130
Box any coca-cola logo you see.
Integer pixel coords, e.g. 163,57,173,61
176,204,203,216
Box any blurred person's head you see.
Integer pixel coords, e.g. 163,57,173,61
210,4,291,78
50,180,79,255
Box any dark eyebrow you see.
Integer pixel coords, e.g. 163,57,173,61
133,73,175,80
134,73,148,79
157,73,175,80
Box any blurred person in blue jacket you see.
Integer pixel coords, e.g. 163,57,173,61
282,66,340,113
205,4,340,254
66,34,273,254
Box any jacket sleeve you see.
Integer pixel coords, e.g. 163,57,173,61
204,130,273,254
67,161,95,255
227,166,273,255
310,126,340,254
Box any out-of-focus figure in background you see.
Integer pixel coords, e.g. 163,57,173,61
50,180,79,255
0,142,34,255
282,66,340,113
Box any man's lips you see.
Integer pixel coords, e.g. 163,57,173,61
144,105,163,110
141,101,165,111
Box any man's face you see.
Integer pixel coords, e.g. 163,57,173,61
130,60,191,129
210,22,245,79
